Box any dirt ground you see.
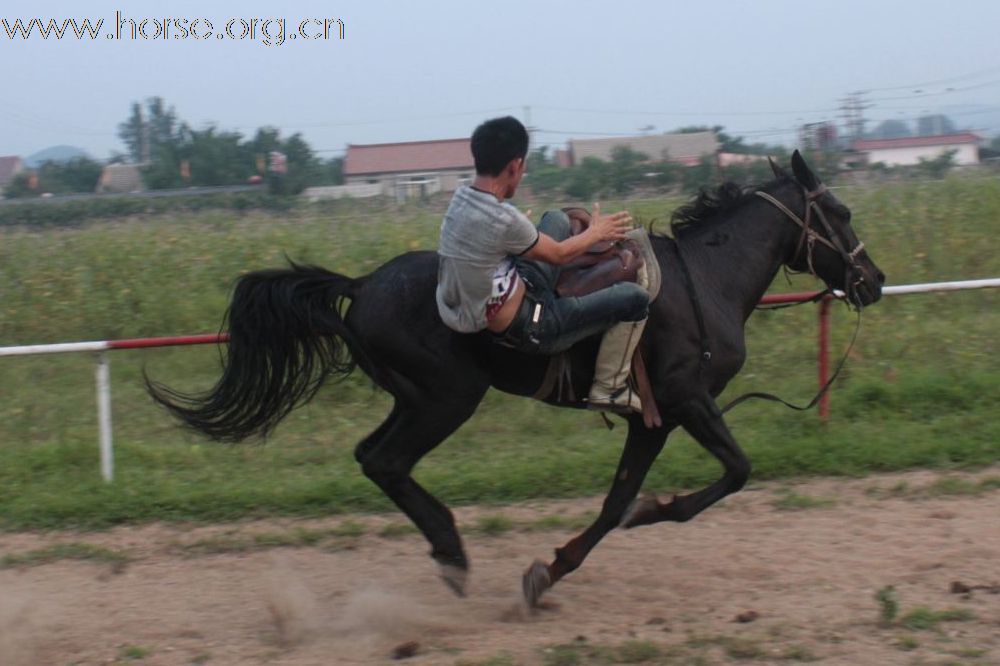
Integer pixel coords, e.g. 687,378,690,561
1,468,998,666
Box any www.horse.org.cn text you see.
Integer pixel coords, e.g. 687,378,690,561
1,12,346,47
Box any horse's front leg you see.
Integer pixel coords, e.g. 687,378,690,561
523,417,671,606
621,395,750,528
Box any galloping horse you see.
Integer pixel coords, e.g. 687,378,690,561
149,151,884,605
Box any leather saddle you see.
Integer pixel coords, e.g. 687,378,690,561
555,207,644,298
535,207,664,429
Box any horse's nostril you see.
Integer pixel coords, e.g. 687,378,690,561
876,269,886,285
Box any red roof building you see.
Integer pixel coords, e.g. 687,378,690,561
344,138,475,200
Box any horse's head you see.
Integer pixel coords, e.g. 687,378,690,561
767,151,885,308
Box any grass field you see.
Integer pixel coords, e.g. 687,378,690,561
0,177,997,530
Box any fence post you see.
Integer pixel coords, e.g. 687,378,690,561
818,296,832,422
95,352,114,482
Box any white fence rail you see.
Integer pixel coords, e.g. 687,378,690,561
1,279,997,482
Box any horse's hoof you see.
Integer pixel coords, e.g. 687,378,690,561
522,560,551,607
439,564,468,597
620,494,659,529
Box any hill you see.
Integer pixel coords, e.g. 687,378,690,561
23,145,91,168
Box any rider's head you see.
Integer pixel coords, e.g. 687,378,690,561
471,116,528,197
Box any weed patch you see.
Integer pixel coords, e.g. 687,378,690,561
1,542,131,572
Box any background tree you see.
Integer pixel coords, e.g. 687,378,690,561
681,155,718,193
323,157,345,185
916,114,957,137
564,157,606,200
117,97,183,164
869,119,912,140
3,157,103,198
272,133,321,194
118,102,145,163
606,146,648,195
523,146,568,195
915,149,957,179
116,102,327,192
185,127,254,186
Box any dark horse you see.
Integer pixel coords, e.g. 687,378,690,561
149,151,884,605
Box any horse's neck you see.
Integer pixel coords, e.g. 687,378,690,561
680,187,800,322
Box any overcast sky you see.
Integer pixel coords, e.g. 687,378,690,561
3,0,999,160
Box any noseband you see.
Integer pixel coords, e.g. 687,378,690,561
755,186,868,306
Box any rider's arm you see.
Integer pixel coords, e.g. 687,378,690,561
522,205,633,265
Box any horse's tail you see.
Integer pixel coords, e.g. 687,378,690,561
147,262,365,442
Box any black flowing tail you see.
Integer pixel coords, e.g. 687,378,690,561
147,262,365,442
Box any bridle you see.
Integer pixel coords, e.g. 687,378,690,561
670,179,872,416
716,183,870,416
755,185,868,307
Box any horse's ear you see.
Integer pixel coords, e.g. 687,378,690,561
768,156,788,180
791,149,821,189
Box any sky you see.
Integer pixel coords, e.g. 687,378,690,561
2,0,999,161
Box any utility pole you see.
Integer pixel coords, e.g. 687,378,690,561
141,109,150,164
523,105,535,149
838,91,871,145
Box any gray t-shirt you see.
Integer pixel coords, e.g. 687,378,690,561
436,186,539,332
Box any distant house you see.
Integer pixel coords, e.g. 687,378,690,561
343,138,475,201
717,152,769,168
0,155,24,191
96,163,145,193
566,131,720,167
851,133,981,167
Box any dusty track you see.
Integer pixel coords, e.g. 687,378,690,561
2,468,998,665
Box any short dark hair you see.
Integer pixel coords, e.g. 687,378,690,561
470,116,529,176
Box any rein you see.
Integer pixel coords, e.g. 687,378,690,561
675,182,866,417
720,306,861,415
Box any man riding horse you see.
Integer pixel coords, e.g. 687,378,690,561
436,116,651,413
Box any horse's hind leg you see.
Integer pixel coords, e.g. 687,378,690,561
523,418,671,606
356,385,488,596
354,402,400,463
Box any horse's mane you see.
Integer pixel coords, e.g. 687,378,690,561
668,175,795,234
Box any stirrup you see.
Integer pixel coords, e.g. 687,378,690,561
587,385,643,414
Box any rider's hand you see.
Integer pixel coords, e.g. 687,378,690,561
590,202,633,242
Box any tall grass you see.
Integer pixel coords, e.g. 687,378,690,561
0,177,997,529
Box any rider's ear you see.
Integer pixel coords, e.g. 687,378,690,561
791,150,821,189
768,157,788,180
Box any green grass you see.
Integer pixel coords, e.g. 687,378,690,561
0,542,131,571
899,607,976,631
472,514,516,536
875,586,899,626
117,644,152,660
0,178,998,530
455,655,517,666
772,491,837,511
173,524,365,556
867,476,1000,500
539,639,665,665
686,634,766,660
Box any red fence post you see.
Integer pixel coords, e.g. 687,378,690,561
818,296,832,421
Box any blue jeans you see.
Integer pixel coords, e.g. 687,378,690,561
502,210,649,355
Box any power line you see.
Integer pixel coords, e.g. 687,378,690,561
226,106,521,132
861,65,1000,94
533,104,838,117
869,78,1000,102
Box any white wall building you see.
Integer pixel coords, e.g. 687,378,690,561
852,133,981,167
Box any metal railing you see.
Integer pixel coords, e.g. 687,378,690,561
1,278,997,481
